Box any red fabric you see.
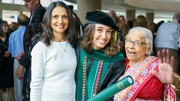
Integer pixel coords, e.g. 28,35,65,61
137,76,163,100
125,58,163,100
124,57,129,71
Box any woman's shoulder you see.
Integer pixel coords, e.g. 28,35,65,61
35,41,46,48
31,41,46,54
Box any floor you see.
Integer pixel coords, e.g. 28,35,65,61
2,90,15,101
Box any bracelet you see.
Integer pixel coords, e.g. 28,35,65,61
171,73,180,92
171,84,180,92
174,73,180,86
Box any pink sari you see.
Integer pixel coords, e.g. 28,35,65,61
114,56,176,101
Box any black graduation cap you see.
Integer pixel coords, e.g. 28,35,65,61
85,10,119,31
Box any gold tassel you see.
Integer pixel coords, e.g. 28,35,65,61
113,30,117,42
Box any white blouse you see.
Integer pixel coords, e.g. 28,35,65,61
30,41,77,101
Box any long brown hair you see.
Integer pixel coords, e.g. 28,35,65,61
134,15,147,28
42,1,78,48
81,24,118,57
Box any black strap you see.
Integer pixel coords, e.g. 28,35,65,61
75,42,80,64
75,42,80,84
86,59,94,78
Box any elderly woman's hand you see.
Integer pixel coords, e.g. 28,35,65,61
152,49,174,84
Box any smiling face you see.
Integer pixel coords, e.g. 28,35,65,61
91,24,113,50
125,30,150,64
50,6,69,36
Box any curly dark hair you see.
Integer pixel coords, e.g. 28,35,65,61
81,24,118,57
24,22,43,47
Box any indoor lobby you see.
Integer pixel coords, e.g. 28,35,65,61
0,0,180,101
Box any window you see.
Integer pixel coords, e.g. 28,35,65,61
2,0,12,3
2,10,20,24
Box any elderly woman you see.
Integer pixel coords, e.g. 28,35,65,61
114,27,176,101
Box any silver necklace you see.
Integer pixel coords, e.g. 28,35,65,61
59,42,67,52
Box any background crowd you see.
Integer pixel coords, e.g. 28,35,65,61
0,0,180,101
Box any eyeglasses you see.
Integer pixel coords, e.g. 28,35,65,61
125,38,149,47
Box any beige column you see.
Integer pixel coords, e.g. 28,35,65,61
77,0,102,24
146,12,154,26
0,9,2,19
126,10,135,21
0,1,3,18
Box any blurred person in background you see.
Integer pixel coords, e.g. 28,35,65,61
15,0,46,101
8,14,28,101
9,22,19,34
154,13,180,100
0,20,14,101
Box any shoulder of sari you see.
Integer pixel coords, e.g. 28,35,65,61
114,56,159,101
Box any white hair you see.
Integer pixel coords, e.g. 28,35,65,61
126,27,153,55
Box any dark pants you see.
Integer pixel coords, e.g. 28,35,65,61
22,66,31,101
